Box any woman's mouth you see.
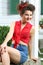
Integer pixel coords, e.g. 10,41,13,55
27,18,32,20
27,18,29,20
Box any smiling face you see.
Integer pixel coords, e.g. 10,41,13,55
21,10,33,23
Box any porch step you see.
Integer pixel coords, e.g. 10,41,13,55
0,59,41,65
0,62,2,65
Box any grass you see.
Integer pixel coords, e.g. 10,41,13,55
40,48,43,52
39,48,43,65
41,61,43,65
39,48,43,58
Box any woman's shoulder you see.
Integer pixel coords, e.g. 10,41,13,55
10,21,15,27
10,20,21,27
28,21,35,32
28,21,33,26
30,25,35,34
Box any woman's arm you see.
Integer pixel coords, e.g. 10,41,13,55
28,26,35,59
2,22,15,45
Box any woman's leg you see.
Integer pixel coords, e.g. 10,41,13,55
7,46,21,64
1,47,10,65
0,46,2,62
1,46,21,65
0,55,2,62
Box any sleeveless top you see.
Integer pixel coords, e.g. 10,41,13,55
12,20,33,48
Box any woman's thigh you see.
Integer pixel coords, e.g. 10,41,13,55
7,46,21,63
0,56,2,62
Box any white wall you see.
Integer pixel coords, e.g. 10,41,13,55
0,15,21,26
0,0,2,15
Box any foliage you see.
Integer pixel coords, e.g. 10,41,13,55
39,18,43,25
0,26,12,46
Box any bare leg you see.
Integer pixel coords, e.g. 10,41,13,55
1,48,10,65
1,46,21,65
0,56,2,62
0,46,2,62
7,46,21,64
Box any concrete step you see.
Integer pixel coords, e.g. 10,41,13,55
0,62,2,65
0,59,41,65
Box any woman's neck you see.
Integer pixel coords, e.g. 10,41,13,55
21,20,27,25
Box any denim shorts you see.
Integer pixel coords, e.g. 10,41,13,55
11,44,28,64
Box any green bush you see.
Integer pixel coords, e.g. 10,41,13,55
0,26,12,46
39,18,43,25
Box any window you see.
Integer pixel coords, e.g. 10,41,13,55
8,0,19,15
1,0,29,15
41,0,43,15
8,0,29,15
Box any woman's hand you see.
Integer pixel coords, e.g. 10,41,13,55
1,43,7,54
0,45,1,55
31,57,38,62
1,43,7,48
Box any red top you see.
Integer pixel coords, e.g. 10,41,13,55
12,20,32,48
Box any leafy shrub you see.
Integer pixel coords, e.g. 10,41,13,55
39,18,43,25
0,26,12,46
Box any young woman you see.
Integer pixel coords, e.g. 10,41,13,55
0,1,37,65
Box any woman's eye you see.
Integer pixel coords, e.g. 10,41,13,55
25,14,32,16
30,14,32,16
25,14,28,16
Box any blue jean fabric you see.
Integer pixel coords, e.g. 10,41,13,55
11,44,28,64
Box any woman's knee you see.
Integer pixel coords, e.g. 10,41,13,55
1,47,7,54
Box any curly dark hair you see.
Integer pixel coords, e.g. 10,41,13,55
17,1,35,15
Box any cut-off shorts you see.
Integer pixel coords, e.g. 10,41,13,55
11,44,28,64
